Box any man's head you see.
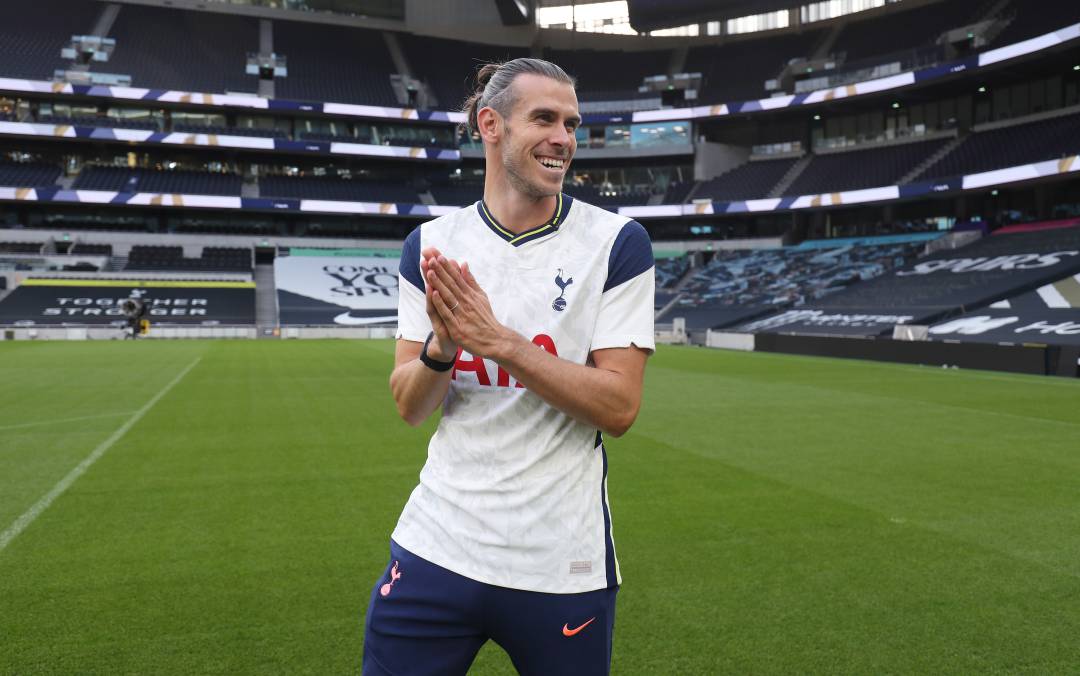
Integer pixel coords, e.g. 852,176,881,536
463,59,580,200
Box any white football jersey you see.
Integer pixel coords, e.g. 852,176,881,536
392,194,655,593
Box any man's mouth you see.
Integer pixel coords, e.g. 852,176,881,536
535,155,566,171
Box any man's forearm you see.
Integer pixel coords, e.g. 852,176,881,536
390,345,454,427
491,330,641,437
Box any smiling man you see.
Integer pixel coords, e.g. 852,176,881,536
363,59,655,676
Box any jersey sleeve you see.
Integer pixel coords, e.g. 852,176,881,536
396,225,431,342
592,220,655,353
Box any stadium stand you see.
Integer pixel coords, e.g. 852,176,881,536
663,181,695,205
788,138,952,194
696,158,801,201
665,241,923,328
173,124,288,139
993,0,1080,46
0,241,45,254
272,21,397,106
655,255,690,289
814,225,1080,311
428,181,483,207
563,184,653,208
70,243,113,256
39,114,159,131
917,113,1080,181
0,162,62,187
259,175,420,203
73,166,243,196
398,34,528,110
684,30,823,104
103,4,259,94
543,48,669,101
125,245,252,272
299,130,373,144
0,0,102,81
827,0,984,66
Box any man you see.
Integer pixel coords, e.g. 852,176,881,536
364,58,654,676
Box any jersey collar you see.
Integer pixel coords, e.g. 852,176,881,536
476,193,573,247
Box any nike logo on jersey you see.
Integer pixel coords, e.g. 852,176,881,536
562,617,596,637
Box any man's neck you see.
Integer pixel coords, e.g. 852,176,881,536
482,176,558,236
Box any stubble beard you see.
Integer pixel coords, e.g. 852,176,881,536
501,124,558,200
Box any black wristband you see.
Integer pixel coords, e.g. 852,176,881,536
420,331,455,372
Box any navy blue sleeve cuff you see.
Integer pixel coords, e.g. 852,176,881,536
604,220,653,292
400,225,424,292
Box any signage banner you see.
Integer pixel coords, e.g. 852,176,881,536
275,255,400,326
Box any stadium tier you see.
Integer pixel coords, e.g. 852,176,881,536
72,167,243,197
812,223,1080,313
102,4,259,94
0,161,61,187
398,34,528,110
125,245,252,272
827,0,984,66
917,112,1080,181
542,48,670,101
259,176,421,203
787,138,952,195
696,158,801,202
173,124,289,139
40,114,159,131
272,21,398,106
664,239,924,330
683,30,824,104
0,0,101,81
993,0,1080,46
654,256,690,289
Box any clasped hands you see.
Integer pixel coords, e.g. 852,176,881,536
420,247,511,363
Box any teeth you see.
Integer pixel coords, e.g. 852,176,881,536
538,157,564,169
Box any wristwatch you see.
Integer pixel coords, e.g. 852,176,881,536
420,331,456,372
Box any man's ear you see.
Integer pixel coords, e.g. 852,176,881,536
477,106,501,144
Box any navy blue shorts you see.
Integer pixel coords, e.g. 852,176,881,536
363,540,618,676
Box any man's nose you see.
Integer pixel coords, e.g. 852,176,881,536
550,124,572,148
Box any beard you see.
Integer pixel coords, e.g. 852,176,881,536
500,124,559,200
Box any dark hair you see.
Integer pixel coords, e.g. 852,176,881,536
461,58,576,136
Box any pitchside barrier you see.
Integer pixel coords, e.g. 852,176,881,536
703,328,1079,377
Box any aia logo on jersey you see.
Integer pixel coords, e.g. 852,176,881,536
553,269,573,312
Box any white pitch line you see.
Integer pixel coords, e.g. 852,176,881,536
0,356,202,554
0,412,137,432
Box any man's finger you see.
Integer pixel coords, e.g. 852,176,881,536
431,289,459,326
461,262,483,292
427,269,458,310
421,246,443,261
432,256,466,300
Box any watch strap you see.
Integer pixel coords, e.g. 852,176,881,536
420,331,455,372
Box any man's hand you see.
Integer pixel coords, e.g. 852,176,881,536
423,250,649,437
425,253,510,359
419,247,458,361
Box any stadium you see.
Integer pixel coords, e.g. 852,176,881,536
1,0,1079,673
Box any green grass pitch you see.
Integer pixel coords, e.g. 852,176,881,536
1,339,1079,674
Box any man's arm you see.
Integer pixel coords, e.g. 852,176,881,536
496,336,648,437
389,247,459,427
426,255,649,437
388,338,454,427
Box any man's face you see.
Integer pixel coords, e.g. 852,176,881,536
497,74,580,200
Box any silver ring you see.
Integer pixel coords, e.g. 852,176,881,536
448,302,459,311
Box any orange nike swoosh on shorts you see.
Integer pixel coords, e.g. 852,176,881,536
562,617,596,637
